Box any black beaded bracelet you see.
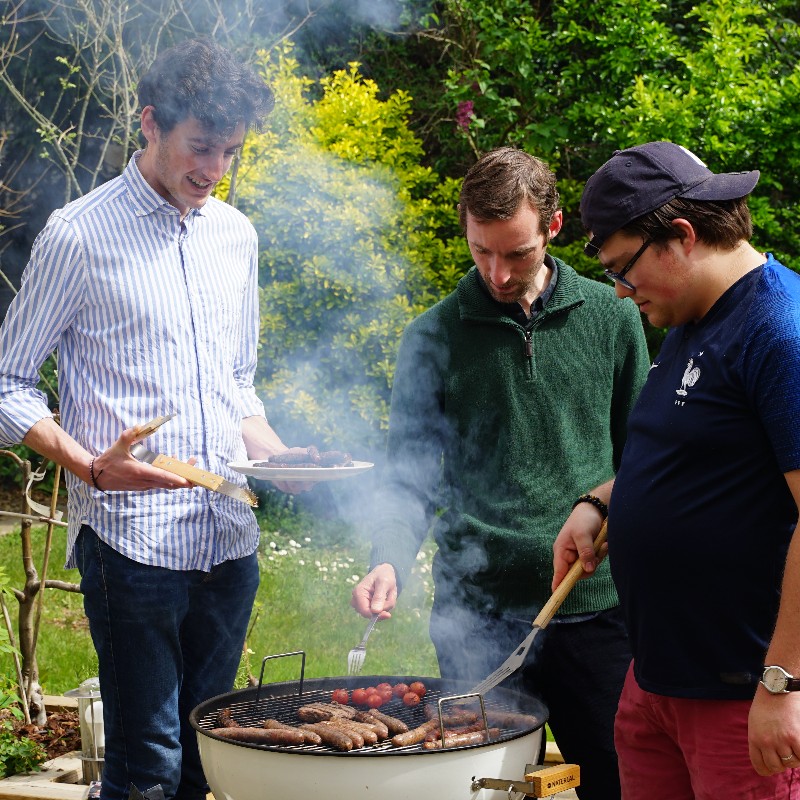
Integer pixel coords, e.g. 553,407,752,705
89,458,106,493
572,493,608,519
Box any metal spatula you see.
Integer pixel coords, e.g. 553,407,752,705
469,521,608,696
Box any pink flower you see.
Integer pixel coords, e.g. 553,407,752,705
455,100,475,131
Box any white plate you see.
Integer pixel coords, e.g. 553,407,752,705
228,460,374,482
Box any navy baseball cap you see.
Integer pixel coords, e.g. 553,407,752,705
580,141,760,256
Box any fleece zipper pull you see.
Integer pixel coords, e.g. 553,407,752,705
524,329,533,358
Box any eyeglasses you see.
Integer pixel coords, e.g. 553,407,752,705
602,238,652,291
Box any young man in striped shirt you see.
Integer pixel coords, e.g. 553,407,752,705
0,39,297,800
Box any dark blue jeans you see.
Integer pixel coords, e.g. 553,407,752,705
430,602,630,800
75,526,260,800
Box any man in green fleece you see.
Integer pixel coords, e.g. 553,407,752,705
351,147,649,800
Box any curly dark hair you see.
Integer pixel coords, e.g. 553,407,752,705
138,38,274,136
458,147,560,237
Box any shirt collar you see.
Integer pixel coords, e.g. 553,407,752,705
476,254,559,325
124,150,205,220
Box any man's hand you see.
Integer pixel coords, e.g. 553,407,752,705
351,563,398,620
552,503,608,592
749,688,800,775
749,472,800,774
22,416,193,492
241,416,313,493
91,425,194,491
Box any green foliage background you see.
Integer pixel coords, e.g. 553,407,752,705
219,0,800,457
4,0,799,459
409,0,800,268
226,46,470,455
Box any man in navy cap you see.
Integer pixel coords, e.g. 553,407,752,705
552,142,800,798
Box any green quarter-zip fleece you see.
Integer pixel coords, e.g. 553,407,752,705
370,257,650,616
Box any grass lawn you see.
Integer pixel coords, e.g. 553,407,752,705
0,501,440,696
1,495,555,746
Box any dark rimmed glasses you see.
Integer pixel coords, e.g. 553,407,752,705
602,238,653,291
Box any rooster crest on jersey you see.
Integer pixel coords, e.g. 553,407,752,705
676,357,702,397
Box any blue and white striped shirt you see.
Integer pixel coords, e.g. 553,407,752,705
0,152,264,571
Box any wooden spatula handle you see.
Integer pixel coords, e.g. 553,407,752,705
132,414,174,440
532,520,608,630
151,454,225,491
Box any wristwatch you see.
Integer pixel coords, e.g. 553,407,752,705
760,665,800,694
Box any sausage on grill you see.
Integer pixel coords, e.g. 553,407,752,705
311,702,358,718
297,706,330,723
321,719,365,748
299,723,354,752
424,705,479,726
485,709,541,729
347,716,389,739
424,719,490,741
355,709,408,736
297,702,357,722
323,718,379,745
262,718,322,746
390,718,440,747
217,708,240,728
211,727,305,745
422,728,501,749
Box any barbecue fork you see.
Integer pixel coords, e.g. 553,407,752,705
347,614,380,675
470,522,608,696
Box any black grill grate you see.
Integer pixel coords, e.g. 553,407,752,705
191,674,547,757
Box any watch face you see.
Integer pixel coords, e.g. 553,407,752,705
763,666,789,693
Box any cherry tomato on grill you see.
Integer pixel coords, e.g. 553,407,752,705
408,681,427,698
367,693,384,708
403,691,421,707
331,688,349,705
351,688,368,705
392,683,410,699
378,686,393,703
376,682,392,692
